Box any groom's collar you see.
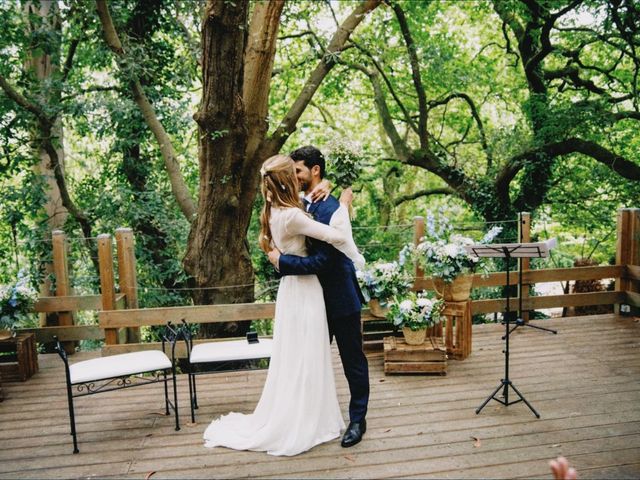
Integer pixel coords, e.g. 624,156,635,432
302,193,313,212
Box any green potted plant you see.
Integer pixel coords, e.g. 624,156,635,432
0,272,38,340
357,261,412,317
387,293,444,345
401,215,502,302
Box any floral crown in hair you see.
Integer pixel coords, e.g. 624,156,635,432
260,167,286,200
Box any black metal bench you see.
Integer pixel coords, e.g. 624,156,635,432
54,325,180,453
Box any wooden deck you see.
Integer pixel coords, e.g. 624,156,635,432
1,313,639,479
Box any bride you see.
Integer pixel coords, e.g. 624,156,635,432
203,154,365,456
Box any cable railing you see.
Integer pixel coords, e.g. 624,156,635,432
10,209,638,353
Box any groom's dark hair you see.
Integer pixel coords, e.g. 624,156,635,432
290,145,326,178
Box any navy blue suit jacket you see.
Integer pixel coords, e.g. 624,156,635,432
278,196,365,320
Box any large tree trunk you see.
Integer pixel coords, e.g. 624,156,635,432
23,1,68,321
185,0,254,337
183,1,380,338
24,0,67,232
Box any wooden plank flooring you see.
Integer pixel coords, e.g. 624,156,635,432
0,313,639,479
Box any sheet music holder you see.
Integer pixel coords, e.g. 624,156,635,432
465,238,557,258
465,238,558,418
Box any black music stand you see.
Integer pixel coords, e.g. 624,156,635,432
465,238,558,418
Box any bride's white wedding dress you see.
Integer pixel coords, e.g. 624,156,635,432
203,204,365,456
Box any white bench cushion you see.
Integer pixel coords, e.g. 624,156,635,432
190,339,273,364
69,351,172,384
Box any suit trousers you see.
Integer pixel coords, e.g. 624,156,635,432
330,310,369,423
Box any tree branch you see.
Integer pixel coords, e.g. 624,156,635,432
613,110,640,121
405,150,474,204
340,59,411,161
244,0,284,162
524,0,584,74
265,0,381,152
350,39,419,134
0,74,93,237
95,0,196,221
394,187,454,206
544,65,607,94
173,15,201,67
61,38,80,83
0,74,46,120
498,137,640,195
390,0,428,148
60,85,119,102
428,92,493,168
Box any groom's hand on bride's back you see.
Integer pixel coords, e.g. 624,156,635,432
268,248,281,271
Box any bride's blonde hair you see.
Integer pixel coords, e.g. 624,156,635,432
259,155,303,253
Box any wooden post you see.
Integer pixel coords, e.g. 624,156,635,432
115,228,140,343
616,208,640,314
98,234,118,345
413,216,425,283
518,212,531,322
52,230,74,354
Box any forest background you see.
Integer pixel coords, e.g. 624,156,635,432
1,0,638,342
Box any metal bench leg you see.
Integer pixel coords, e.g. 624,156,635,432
65,380,79,454
172,365,180,431
163,371,170,416
193,372,199,409
188,371,196,423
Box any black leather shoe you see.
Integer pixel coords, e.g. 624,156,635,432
341,420,366,447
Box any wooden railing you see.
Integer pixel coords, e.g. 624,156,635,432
18,209,640,355
414,265,630,314
20,228,136,349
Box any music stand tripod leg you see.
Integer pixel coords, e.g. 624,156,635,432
506,321,557,337
507,381,541,418
475,380,506,414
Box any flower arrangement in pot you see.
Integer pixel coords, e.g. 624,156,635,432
357,261,413,317
0,272,38,340
401,214,502,302
387,293,444,345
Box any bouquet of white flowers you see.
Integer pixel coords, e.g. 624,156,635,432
325,138,364,188
0,272,38,332
356,261,412,305
387,292,444,331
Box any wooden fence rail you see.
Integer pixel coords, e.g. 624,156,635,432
16,208,639,354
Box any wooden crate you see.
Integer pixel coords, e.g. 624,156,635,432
442,300,472,360
0,333,38,382
383,336,447,375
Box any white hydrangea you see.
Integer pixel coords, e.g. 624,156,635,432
416,297,432,308
443,244,459,257
399,299,413,312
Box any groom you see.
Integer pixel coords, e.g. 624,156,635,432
268,145,370,448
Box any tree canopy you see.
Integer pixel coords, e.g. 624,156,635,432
0,0,637,322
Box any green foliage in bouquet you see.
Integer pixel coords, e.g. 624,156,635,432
325,138,364,188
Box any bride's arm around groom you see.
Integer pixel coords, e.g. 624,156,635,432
279,190,364,270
